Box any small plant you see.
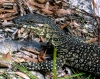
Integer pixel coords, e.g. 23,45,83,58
53,48,57,79
16,63,39,79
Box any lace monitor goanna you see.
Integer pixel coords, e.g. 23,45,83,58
13,13,100,76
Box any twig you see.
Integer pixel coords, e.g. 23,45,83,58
21,47,40,55
16,0,25,16
23,0,33,14
96,18,100,44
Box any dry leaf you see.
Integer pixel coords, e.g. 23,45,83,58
38,50,46,62
36,0,46,3
61,22,70,29
2,0,14,3
40,36,47,42
42,9,53,14
45,2,49,10
56,9,72,16
38,55,44,62
0,52,12,68
71,21,80,28
0,0,5,4
4,15,18,20
22,47,40,55
41,2,53,14
0,13,13,19
0,9,16,13
15,72,30,79
92,0,97,10
0,61,9,68
2,20,14,26
22,57,38,62
29,0,45,9
2,52,12,61
14,58,25,63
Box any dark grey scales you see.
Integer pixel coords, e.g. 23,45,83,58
13,13,100,76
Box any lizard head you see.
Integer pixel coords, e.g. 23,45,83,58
23,24,61,46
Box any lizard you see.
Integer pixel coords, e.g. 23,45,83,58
13,13,100,76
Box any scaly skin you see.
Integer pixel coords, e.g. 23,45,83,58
13,14,100,76
18,24,100,76
13,13,83,43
